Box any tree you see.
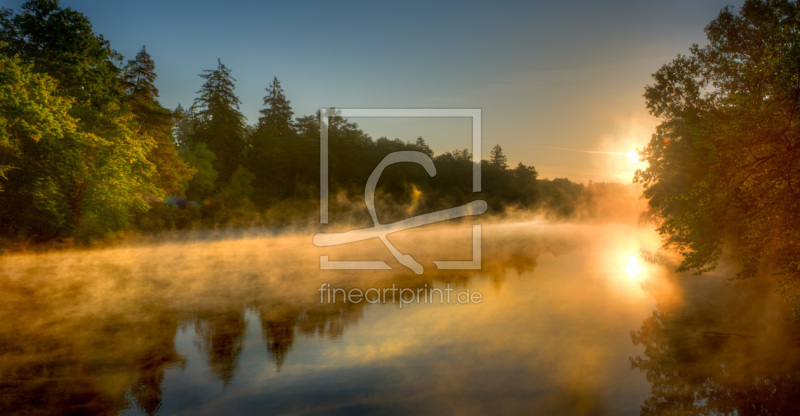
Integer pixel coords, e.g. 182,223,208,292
123,46,193,195
0,0,124,111
172,104,195,149
0,2,160,240
257,76,294,138
0,51,79,237
635,0,800,317
248,77,296,205
512,162,539,204
190,59,245,182
123,46,158,103
489,144,508,169
414,136,433,156
181,143,217,201
0,54,158,239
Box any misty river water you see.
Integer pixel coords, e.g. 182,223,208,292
1,222,799,415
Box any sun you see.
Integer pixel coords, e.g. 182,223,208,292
627,149,639,163
623,256,644,279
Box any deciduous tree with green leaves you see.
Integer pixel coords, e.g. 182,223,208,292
0,0,124,112
635,0,800,318
0,52,79,238
1,1,159,240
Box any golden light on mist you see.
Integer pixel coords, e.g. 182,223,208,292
406,184,422,215
623,256,644,279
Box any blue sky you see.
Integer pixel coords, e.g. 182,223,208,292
5,0,742,182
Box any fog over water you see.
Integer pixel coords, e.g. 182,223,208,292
1,220,798,415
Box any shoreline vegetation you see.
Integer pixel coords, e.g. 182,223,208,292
2,0,799,319
0,192,646,256
0,0,642,253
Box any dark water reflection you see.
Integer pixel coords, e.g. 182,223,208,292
630,262,800,415
0,223,798,415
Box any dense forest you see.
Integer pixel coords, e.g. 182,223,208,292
0,0,637,246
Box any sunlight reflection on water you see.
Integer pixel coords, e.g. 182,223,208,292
1,222,798,415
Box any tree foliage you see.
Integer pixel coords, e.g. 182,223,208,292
0,1,169,241
257,76,294,138
489,144,508,169
635,0,800,316
0,0,123,111
0,52,79,237
190,59,245,182
123,46,193,195
0,0,627,243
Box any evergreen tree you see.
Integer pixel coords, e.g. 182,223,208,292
414,136,433,156
257,76,294,138
247,77,299,205
123,45,193,195
123,46,158,102
489,144,508,169
172,104,195,149
190,59,245,182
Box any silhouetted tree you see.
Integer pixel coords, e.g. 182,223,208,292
257,76,294,138
635,0,800,318
414,136,433,156
489,144,508,169
190,59,245,183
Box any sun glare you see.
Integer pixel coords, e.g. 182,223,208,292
623,256,644,279
627,149,639,163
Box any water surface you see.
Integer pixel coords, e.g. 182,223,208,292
1,223,798,415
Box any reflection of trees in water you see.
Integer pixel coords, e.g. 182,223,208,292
631,309,800,415
0,309,184,416
194,309,247,387
129,315,186,415
0,229,547,414
259,303,297,371
0,335,119,415
295,302,365,340
258,301,367,370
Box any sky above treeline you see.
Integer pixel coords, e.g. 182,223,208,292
5,0,742,182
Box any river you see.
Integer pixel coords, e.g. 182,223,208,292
1,222,798,415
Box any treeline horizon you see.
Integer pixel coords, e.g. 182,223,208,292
0,0,639,246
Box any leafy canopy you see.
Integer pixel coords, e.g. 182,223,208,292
635,0,800,316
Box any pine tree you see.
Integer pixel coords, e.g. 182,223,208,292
414,136,433,156
257,76,294,138
172,104,195,149
190,59,245,182
123,46,193,195
123,46,158,103
489,144,508,169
